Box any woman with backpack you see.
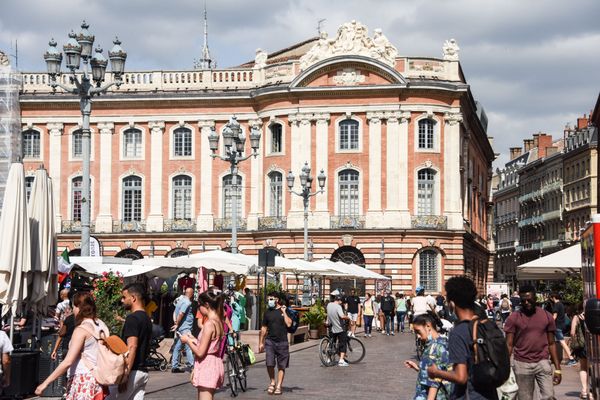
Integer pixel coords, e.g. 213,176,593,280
499,294,511,325
181,289,226,400
35,292,110,399
570,302,591,399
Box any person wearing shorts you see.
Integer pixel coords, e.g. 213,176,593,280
345,289,361,338
259,292,292,395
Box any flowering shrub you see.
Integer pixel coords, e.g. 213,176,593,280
92,271,126,334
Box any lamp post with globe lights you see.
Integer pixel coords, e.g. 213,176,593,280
43,21,126,256
207,117,261,253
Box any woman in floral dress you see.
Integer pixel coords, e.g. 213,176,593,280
35,292,110,400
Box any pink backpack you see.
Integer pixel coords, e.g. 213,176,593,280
79,321,129,386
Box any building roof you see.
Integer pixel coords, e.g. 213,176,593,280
237,37,319,67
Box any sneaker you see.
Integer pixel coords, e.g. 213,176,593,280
567,359,578,366
368,334,372,337
364,334,368,337
386,333,390,336
171,368,184,373
391,332,395,336
338,360,349,367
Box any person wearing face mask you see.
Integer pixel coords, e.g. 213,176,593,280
503,285,561,400
405,314,453,399
259,292,292,395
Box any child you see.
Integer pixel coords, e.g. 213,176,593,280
404,314,453,400
181,290,225,400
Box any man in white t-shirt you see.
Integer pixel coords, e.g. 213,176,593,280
411,286,434,317
0,330,13,392
55,289,71,321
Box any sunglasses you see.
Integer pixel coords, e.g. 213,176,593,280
267,297,277,301
520,297,536,304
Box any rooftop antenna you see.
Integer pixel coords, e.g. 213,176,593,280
317,19,326,35
9,40,18,70
194,1,214,70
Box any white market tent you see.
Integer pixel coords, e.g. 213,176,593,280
517,243,582,280
314,259,390,280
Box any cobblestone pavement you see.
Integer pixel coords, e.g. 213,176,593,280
145,331,585,400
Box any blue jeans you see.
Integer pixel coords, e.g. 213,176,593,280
396,311,406,332
385,313,394,334
363,315,373,334
172,333,195,369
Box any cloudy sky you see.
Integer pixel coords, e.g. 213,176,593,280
1,0,599,166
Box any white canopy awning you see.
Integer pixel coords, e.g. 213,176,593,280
314,259,390,280
517,243,581,280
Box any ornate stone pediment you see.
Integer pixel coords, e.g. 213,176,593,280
333,68,365,86
299,21,398,70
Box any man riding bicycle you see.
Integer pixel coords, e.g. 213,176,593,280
326,295,350,367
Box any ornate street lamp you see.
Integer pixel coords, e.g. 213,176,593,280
208,116,261,253
43,21,126,256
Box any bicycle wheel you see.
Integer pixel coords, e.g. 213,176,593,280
152,352,168,371
226,355,239,397
345,337,366,364
318,337,339,367
235,350,248,392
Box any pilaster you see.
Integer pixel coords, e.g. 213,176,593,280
146,121,165,232
366,112,384,227
247,118,263,230
47,122,63,229
287,113,313,229
95,122,114,232
444,111,464,230
312,113,330,228
197,120,215,231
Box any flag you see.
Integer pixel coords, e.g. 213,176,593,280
57,248,73,283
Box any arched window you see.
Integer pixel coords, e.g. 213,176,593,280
417,169,436,215
173,127,192,157
25,176,35,203
115,248,143,260
123,128,142,158
172,175,192,220
169,249,189,258
269,171,283,217
72,129,83,158
338,169,359,216
270,123,283,153
223,174,242,219
22,129,40,158
339,119,359,150
419,250,438,292
418,119,435,149
122,176,142,222
72,177,83,221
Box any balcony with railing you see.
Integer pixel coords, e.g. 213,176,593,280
518,190,542,204
541,239,560,249
496,212,518,225
516,242,541,253
258,217,287,231
163,219,196,232
330,215,365,229
213,218,247,232
113,220,146,233
411,215,448,230
541,181,562,195
497,241,518,250
541,210,562,222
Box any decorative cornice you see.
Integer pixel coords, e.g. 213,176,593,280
444,112,463,126
198,120,216,129
148,121,165,132
248,118,263,128
97,122,114,135
46,122,63,135
366,111,385,123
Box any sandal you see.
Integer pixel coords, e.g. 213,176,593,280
274,386,283,395
267,384,276,395
580,392,589,399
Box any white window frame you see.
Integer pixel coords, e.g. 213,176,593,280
68,126,96,162
416,249,442,293
335,167,361,217
335,116,362,153
169,124,195,160
413,166,441,216
119,125,146,160
169,173,195,220
267,171,284,217
122,175,143,222
22,127,43,160
218,171,247,219
414,114,441,153
267,121,285,156
117,172,145,221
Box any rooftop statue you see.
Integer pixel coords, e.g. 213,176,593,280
0,50,9,67
300,20,397,70
254,48,268,69
442,39,460,61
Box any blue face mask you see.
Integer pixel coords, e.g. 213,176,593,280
268,300,276,309
427,333,433,342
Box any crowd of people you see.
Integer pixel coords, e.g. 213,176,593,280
0,272,589,400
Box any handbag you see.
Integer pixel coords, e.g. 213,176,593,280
496,368,518,400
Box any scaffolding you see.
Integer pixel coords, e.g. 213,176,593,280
0,60,22,212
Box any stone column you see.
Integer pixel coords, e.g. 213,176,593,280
247,118,263,230
287,113,312,229
313,113,330,228
47,123,63,229
397,112,412,228
385,113,402,227
197,120,215,231
95,122,114,232
366,112,384,227
444,112,464,230
146,121,165,232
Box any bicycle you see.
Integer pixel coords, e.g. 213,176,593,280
145,335,169,371
318,327,365,367
224,331,250,397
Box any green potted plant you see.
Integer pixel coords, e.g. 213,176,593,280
301,303,326,339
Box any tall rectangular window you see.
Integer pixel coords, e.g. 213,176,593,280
72,177,83,221
22,130,41,158
123,128,142,158
417,169,435,215
223,175,242,219
271,124,282,153
339,170,359,216
72,130,83,158
123,176,142,221
25,176,35,203
269,172,283,217
419,250,438,292
418,119,435,149
173,127,192,157
172,175,192,220
339,120,359,150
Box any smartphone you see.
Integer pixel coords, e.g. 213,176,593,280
175,331,181,337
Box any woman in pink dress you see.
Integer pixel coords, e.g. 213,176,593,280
181,290,225,400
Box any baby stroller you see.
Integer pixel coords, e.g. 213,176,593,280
145,324,168,371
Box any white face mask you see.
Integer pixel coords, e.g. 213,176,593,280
268,299,276,309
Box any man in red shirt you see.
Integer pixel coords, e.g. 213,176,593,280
504,285,561,400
